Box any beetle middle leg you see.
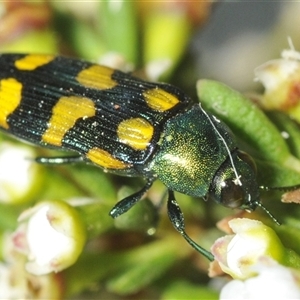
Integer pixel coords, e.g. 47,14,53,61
35,155,85,165
109,178,154,218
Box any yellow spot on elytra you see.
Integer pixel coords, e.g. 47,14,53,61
143,88,179,111
15,54,55,70
0,78,22,129
87,147,129,169
42,96,95,146
117,118,154,150
76,65,117,90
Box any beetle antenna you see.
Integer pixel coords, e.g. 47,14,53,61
200,106,242,186
260,184,300,192
254,201,281,225
258,184,300,225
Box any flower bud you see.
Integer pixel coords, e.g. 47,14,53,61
13,200,86,275
211,218,285,279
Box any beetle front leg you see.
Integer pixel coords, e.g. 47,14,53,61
167,190,214,261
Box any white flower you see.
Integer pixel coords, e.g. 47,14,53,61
220,257,300,299
0,232,62,298
254,40,300,122
13,200,86,275
211,218,285,279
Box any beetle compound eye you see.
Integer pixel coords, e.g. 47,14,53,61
219,179,244,208
207,175,244,208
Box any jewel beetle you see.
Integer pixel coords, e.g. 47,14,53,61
0,54,282,261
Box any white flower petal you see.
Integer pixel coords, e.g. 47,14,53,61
26,205,72,265
255,59,300,90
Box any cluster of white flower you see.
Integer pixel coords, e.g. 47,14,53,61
210,218,300,299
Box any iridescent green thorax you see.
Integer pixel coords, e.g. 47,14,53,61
150,104,236,197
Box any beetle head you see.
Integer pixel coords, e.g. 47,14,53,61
207,149,260,211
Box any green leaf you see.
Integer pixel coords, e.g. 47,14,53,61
98,1,138,65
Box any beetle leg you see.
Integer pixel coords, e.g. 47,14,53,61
35,155,85,165
109,178,154,218
167,190,214,261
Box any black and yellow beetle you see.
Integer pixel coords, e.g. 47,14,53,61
0,54,279,261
